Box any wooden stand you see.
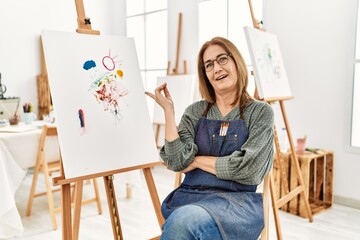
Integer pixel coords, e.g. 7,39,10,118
37,38,52,119
298,151,333,217
247,1,313,239
269,101,313,239
51,1,165,240
167,13,187,76
274,151,334,218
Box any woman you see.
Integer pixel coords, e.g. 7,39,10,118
145,37,274,240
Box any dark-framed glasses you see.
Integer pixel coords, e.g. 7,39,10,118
203,53,231,72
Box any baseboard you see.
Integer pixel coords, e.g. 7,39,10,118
334,195,360,209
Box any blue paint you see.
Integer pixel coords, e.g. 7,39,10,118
83,60,96,70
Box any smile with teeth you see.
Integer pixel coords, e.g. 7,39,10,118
216,74,228,81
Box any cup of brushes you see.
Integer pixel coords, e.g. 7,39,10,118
22,103,36,124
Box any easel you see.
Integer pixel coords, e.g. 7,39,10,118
35,7,102,232
52,1,164,240
247,1,313,239
154,12,188,150
167,13,187,76
37,39,52,119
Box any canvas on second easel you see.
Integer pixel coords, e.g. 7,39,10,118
244,26,292,100
41,30,158,179
152,74,196,125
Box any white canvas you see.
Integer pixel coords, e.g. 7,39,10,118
41,30,158,179
244,26,292,100
153,75,196,125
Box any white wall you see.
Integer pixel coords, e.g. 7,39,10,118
0,0,126,117
264,0,360,205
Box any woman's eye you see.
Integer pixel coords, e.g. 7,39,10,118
218,56,227,63
205,62,213,70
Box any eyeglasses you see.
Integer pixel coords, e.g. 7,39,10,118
203,53,231,72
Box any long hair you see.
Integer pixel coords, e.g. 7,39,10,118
197,37,253,113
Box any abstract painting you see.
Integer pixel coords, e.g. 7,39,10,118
244,26,292,100
41,30,158,179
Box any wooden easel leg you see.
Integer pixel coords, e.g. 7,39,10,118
260,173,270,240
43,159,58,230
92,178,103,214
279,101,313,222
25,155,42,216
269,172,282,240
103,176,123,240
142,167,165,228
72,181,83,240
126,183,132,199
62,183,72,240
155,124,161,148
174,172,182,189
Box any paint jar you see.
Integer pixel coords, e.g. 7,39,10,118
297,137,307,155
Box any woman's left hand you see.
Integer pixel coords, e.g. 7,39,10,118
179,162,197,173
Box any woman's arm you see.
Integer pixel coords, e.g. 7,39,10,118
145,83,179,141
215,102,274,185
146,87,206,172
159,101,208,171
180,155,217,174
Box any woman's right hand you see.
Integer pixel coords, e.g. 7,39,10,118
145,82,174,113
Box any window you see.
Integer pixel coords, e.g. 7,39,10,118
199,0,263,96
352,2,360,147
126,0,168,118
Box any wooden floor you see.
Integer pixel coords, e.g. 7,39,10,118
10,165,360,240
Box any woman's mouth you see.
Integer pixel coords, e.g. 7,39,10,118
216,74,228,81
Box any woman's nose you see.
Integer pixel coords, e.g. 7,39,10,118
213,61,223,73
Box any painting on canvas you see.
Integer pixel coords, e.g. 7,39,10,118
244,26,292,100
41,30,158,179
152,74,196,125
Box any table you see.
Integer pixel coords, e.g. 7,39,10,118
0,121,59,238
0,141,26,238
0,123,59,169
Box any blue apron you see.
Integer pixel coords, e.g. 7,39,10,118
161,111,264,240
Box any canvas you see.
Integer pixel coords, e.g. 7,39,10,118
152,74,196,125
244,26,292,100
41,30,158,179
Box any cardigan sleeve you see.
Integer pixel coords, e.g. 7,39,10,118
159,101,206,171
215,102,274,185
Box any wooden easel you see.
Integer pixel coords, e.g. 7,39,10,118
247,1,313,239
51,1,164,240
37,39,52,119
167,13,187,76
154,12,188,150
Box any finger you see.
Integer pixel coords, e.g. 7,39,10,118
163,85,172,98
156,82,167,92
159,82,167,88
144,91,155,99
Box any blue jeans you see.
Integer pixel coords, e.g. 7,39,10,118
160,205,222,240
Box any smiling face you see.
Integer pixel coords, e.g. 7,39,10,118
203,44,238,97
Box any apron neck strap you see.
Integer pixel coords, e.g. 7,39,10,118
202,101,244,120
202,102,213,117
